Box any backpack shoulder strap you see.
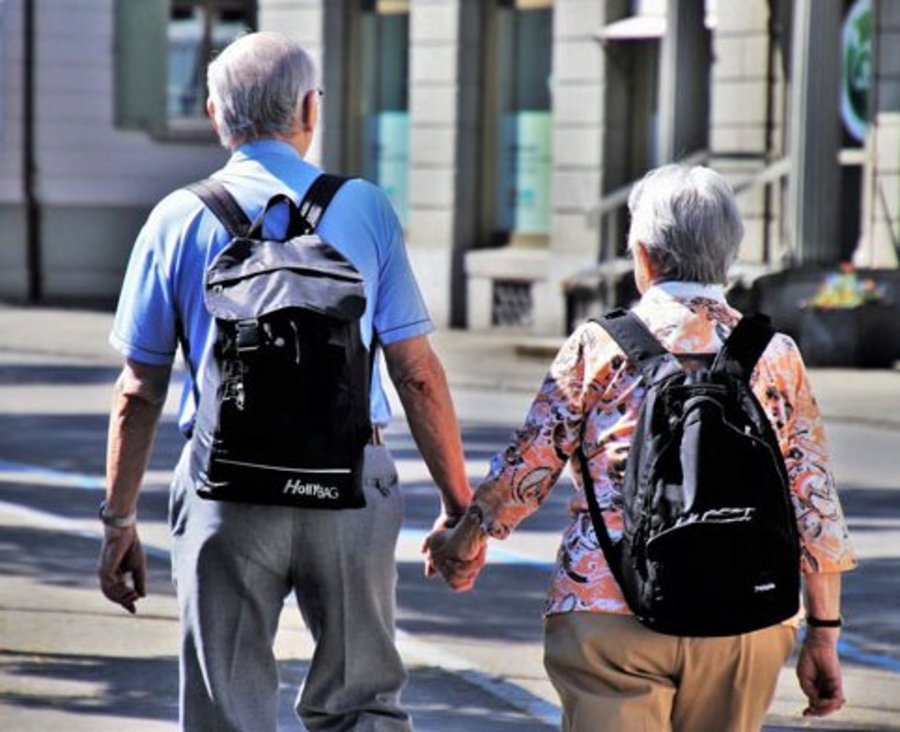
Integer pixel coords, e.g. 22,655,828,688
595,309,681,382
186,179,252,238
712,313,776,381
298,174,352,232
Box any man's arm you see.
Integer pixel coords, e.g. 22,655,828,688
797,572,846,717
383,335,472,520
97,359,170,614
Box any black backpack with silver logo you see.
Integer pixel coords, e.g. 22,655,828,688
183,175,372,509
582,310,800,636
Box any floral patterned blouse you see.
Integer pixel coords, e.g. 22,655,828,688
472,281,857,618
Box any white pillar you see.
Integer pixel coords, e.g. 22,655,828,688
406,0,482,328
787,0,843,266
657,0,710,162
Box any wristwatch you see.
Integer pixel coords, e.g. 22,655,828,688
806,615,843,628
98,500,137,528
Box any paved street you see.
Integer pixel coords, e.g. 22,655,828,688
1,306,899,730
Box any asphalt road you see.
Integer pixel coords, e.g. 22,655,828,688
1,332,899,730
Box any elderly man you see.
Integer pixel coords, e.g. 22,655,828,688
98,32,479,732
428,164,856,731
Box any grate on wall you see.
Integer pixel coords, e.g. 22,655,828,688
492,280,533,328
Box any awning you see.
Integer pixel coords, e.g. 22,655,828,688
596,14,666,41
596,0,717,43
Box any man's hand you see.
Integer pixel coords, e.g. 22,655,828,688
423,509,488,592
421,511,465,578
796,627,846,717
98,524,147,614
425,529,486,592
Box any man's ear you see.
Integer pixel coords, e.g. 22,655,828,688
206,98,219,132
301,89,316,132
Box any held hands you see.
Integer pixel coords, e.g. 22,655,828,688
796,627,846,717
422,508,488,592
97,524,147,614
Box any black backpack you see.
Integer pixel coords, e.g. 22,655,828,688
182,175,373,509
581,309,801,636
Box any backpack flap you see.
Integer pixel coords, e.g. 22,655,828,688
204,234,366,323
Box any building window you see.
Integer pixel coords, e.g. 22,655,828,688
168,2,254,121
357,0,410,224
492,280,533,328
486,0,554,246
115,0,256,138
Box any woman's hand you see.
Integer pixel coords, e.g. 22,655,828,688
423,509,488,592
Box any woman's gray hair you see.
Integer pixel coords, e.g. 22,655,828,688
627,164,744,285
207,32,317,149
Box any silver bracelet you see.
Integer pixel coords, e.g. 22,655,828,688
98,500,137,528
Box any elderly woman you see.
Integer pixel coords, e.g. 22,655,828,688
426,164,856,732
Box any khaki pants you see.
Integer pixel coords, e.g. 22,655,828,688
544,612,795,732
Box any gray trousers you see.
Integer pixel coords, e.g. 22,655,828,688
169,443,411,732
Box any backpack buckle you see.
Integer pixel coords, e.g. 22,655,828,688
236,319,261,354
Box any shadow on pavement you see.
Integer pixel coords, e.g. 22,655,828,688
398,558,549,644
0,524,174,597
0,363,123,386
0,480,171,523
842,555,900,661
279,660,553,731
0,653,553,731
0,650,179,722
0,414,186,478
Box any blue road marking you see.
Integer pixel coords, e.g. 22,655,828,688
837,638,900,673
0,459,105,489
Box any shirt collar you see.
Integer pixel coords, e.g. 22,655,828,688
642,280,728,304
230,139,303,164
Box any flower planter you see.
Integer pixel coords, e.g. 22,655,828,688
798,303,898,369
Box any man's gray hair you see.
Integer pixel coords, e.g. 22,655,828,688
207,32,317,149
627,164,744,285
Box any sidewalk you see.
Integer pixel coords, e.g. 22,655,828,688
1,304,898,731
2,305,899,429
428,327,900,432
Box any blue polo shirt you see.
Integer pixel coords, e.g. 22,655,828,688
110,140,432,434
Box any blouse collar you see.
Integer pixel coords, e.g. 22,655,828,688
642,280,727,304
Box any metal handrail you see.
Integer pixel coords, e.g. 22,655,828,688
574,146,885,318
588,149,711,222
581,150,710,310
731,156,790,195
576,150,797,312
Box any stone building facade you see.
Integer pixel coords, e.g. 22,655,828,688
1,0,897,333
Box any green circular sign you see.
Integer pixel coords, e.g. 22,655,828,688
840,0,872,143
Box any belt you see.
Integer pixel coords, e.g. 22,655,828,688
369,424,385,446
